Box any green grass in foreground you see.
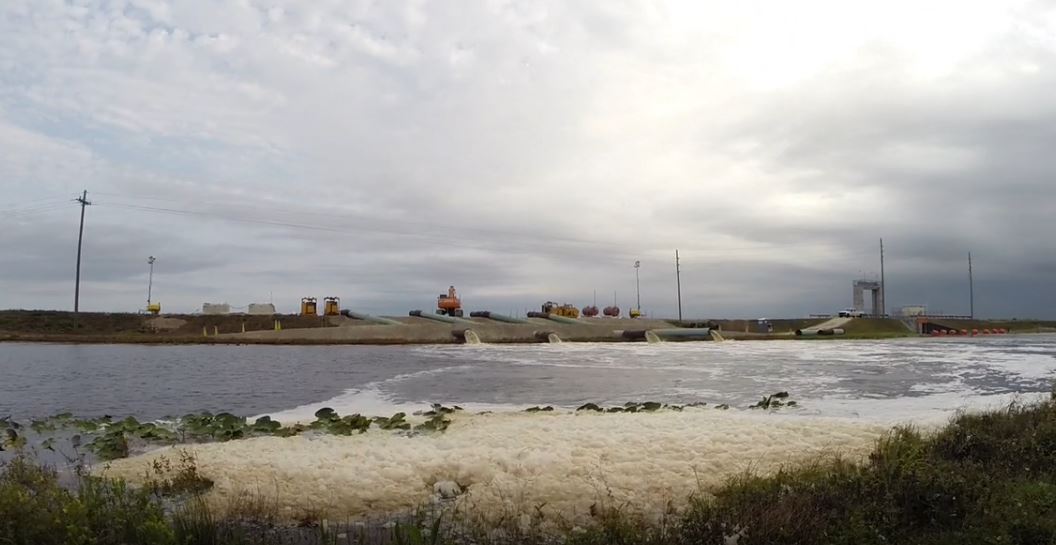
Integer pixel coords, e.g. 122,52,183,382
4,394,1056,544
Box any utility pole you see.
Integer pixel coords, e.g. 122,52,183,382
675,250,683,322
634,260,641,313
74,190,91,314
968,252,974,320
879,238,886,317
147,256,156,308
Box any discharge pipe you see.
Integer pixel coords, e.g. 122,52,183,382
409,310,473,324
795,328,846,336
526,311,581,325
340,309,401,326
470,310,529,324
646,328,714,341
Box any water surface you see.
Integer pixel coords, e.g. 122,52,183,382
2,336,1054,422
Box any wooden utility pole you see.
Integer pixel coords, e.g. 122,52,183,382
969,252,974,320
74,190,91,314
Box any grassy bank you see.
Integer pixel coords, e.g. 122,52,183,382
4,393,1056,544
0,310,333,339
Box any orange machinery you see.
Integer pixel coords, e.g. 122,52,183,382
437,286,464,317
300,297,318,316
323,297,341,316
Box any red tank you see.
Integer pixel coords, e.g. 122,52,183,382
581,305,599,317
603,306,620,317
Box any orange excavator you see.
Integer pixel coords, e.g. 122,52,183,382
436,286,464,317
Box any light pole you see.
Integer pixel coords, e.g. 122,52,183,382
634,260,641,313
147,256,156,309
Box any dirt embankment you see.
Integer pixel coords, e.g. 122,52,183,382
0,310,334,344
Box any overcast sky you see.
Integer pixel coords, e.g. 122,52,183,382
1,0,1054,318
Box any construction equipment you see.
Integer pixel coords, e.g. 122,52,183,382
146,302,161,315
629,308,642,318
542,301,580,319
323,297,341,316
581,305,599,317
300,297,318,316
603,306,621,317
436,286,464,317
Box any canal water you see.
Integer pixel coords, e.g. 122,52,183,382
2,335,1055,423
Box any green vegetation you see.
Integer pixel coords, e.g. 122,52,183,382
5,396,1056,544
4,407,457,462
0,309,334,343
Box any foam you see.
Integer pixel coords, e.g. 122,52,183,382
106,409,887,524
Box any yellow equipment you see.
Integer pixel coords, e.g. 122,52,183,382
323,297,341,316
300,297,318,316
542,301,580,319
146,302,161,315
629,308,642,318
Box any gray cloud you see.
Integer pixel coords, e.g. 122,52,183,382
1,0,1054,318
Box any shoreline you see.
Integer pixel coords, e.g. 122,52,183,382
4,309,1053,346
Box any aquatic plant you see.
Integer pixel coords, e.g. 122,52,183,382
524,406,555,412
748,392,799,410
375,412,412,431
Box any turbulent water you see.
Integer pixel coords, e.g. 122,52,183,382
2,336,1055,422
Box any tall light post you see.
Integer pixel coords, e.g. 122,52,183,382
147,256,156,309
634,260,641,313
675,250,683,322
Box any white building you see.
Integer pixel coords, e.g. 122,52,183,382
202,303,231,315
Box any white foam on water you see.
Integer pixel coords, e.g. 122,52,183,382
107,409,888,524
260,364,491,423
801,390,1052,426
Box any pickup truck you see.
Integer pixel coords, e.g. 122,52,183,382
838,308,866,318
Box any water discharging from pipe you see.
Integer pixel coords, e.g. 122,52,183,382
645,331,663,343
547,333,562,344
463,330,482,345
710,330,725,342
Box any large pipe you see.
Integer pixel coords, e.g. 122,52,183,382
525,311,581,325
618,329,648,341
470,310,529,324
533,330,557,342
795,328,846,336
409,310,473,324
340,309,401,325
452,328,483,344
647,328,714,341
